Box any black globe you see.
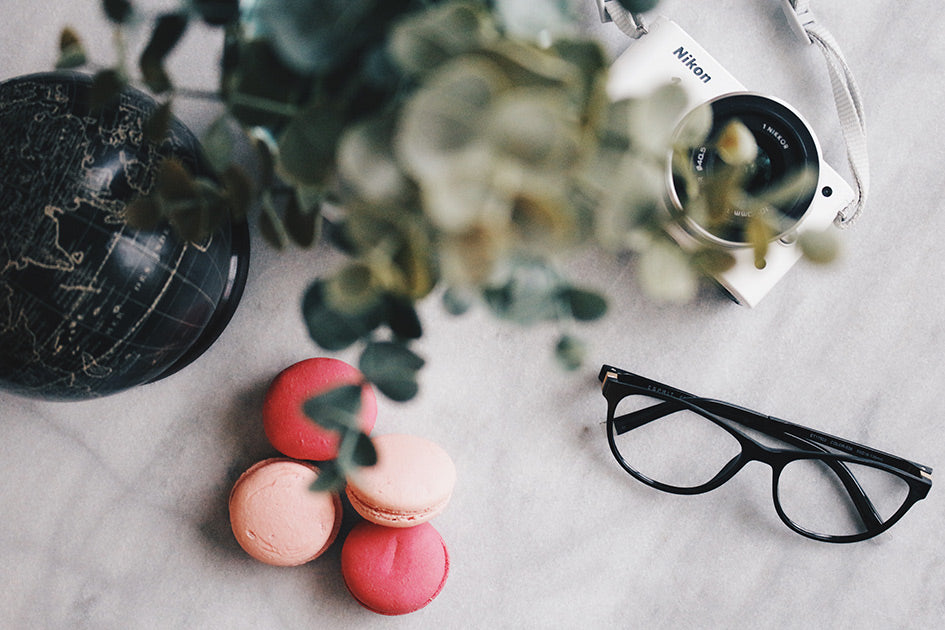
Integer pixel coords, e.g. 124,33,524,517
0,72,250,400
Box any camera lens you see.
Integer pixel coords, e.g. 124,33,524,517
670,94,820,246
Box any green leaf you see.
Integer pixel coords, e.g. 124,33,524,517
193,0,239,26
144,101,173,143
56,28,87,69
201,115,235,173
277,103,345,186
798,228,841,265
442,287,474,316
302,280,383,351
139,12,188,93
124,196,162,231
691,247,736,274
616,0,660,12
103,0,133,24
385,295,422,341
302,384,363,433
483,263,561,325
343,430,378,468
555,334,585,371
309,460,346,492
258,198,287,250
89,69,124,111
557,286,607,321
284,191,321,248
219,165,253,222
746,214,771,270
155,158,197,201
359,341,425,402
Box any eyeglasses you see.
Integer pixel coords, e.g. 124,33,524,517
599,365,932,543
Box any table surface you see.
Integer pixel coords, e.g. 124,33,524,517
3,1,944,627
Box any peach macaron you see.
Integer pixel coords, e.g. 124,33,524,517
229,458,342,566
263,358,377,461
341,521,449,615
345,433,456,528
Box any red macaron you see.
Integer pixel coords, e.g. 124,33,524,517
263,358,377,461
341,521,449,615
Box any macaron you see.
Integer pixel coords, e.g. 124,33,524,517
229,458,342,566
341,521,449,615
345,433,456,528
263,357,377,461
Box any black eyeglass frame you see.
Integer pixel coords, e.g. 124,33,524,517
599,365,933,543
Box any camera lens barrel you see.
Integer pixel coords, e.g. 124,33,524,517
670,93,821,246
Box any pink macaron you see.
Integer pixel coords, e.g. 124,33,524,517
263,358,377,461
345,433,456,528
229,458,342,566
341,521,449,615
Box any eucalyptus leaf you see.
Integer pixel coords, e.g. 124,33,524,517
140,12,188,93
494,0,583,41
715,120,758,166
385,295,422,340
144,101,173,143
309,460,346,492
486,88,583,172
284,190,321,247
193,0,239,26
442,287,474,316
56,28,87,69
337,116,413,205
277,103,345,186
389,1,496,75
324,262,385,315
617,0,660,13
219,165,253,222
746,214,771,269
155,158,198,201
103,0,133,24
557,286,607,321
124,197,162,231
303,280,383,351
344,430,378,467
258,196,287,250
798,228,840,264
691,247,736,274
302,384,363,433
555,334,585,371
359,341,425,402
89,69,124,111
484,262,561,325
637,238,699,302
201,115,236,173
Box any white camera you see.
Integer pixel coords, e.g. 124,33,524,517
606,16,854,307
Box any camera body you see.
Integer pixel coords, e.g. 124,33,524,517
607,17,854,307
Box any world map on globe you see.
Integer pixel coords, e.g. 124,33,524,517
0,72,249,400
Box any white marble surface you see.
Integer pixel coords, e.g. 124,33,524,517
2,0,944,627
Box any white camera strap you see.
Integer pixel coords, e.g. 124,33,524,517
598,0,870,227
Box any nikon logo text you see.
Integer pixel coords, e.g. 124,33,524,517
672,46,712,84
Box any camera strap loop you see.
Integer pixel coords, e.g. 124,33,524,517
596,1,648,39
782,0,870,226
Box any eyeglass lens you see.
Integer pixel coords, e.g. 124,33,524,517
611,394,913,538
